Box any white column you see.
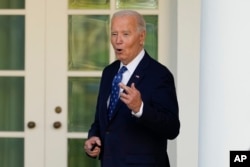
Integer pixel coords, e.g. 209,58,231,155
199,0,250,167
177,0,200,167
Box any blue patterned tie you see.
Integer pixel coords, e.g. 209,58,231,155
108,66,127,120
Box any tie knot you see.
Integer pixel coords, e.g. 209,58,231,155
118,66,127,74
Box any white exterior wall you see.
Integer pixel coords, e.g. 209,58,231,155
199,0,250,166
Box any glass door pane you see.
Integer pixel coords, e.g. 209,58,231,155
0,138,24,167
0,16,25,70
144,15,158,60
116,0,158,9
68,77,100,132
68,0,110,9
0,0,25,9
0,77,24,131
68,15,110,71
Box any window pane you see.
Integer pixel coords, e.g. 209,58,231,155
0,16,25,70
0,77,24,131
68,0,110,9
68,77,100,132
68,139,100,167
0,0,25,9
0,138,24,167
68,15,109,71
116,0,158,9
144,15,158,60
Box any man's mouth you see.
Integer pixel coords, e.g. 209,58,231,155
116,48,123,53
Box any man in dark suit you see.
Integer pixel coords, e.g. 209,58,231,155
84,10,180,167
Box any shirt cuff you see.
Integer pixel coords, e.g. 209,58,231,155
131,102,143,118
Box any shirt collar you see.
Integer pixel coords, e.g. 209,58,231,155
120,49,145,74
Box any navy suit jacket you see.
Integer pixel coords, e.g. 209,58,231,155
88,51,180,167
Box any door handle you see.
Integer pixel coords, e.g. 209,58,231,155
27,121,36,129
53,121,62,129
55,106,62,113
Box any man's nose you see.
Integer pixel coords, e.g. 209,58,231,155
115,34,123,43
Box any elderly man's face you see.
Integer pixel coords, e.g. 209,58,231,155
111,15,145,65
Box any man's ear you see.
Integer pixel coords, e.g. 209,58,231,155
139,31,146,45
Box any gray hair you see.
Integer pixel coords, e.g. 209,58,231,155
111,10,146,32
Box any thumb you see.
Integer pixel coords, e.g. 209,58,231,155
96,139,101,146
131,83,136,89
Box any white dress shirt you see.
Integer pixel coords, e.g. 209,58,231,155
119,49,145,118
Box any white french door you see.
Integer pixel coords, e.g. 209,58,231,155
25,0,46,166
0,0,176,167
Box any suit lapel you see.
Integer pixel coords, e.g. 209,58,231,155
127,52,150,88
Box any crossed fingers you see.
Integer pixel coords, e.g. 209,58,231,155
119,83,142,112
